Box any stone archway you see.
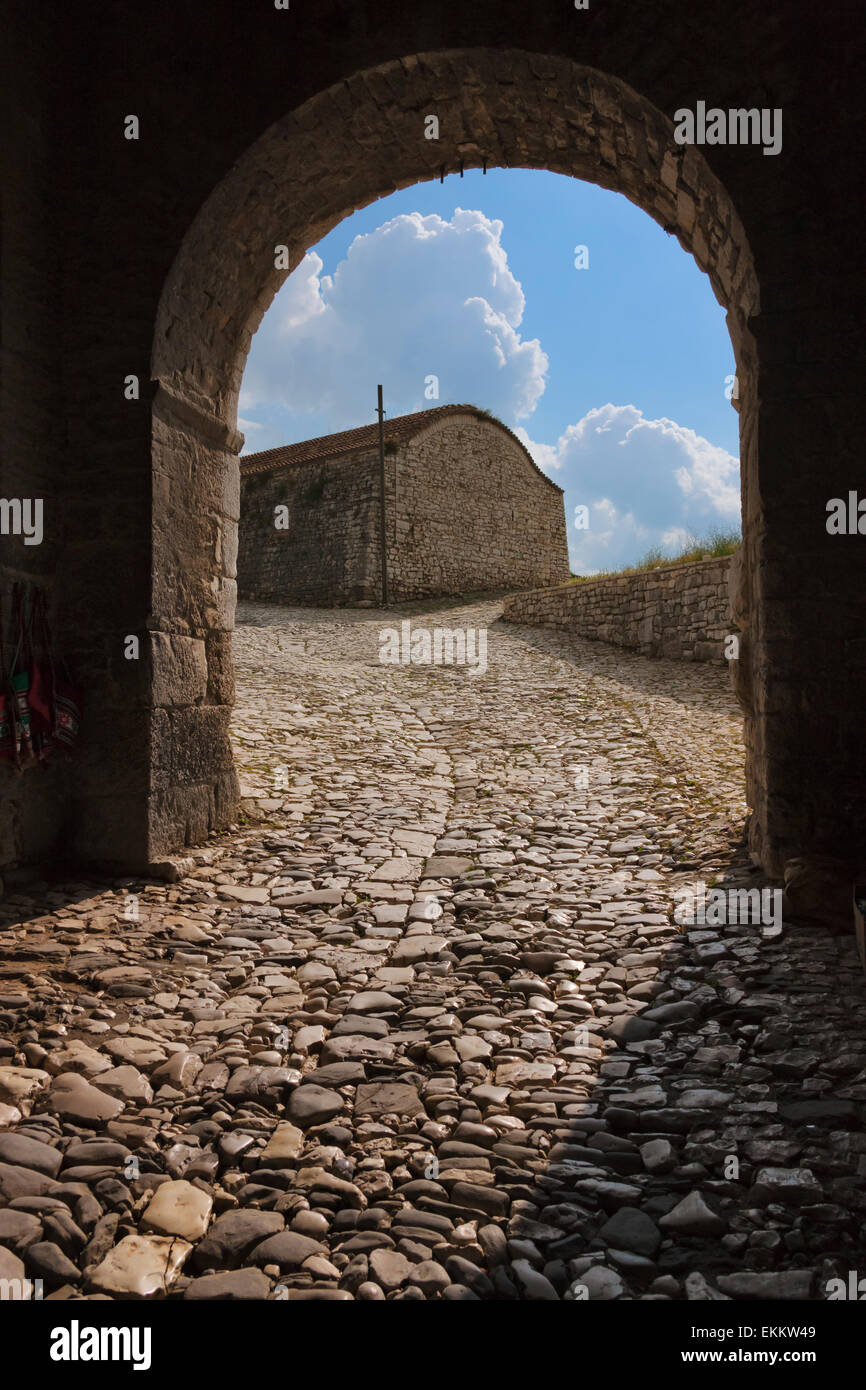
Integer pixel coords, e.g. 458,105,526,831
149,49,763,876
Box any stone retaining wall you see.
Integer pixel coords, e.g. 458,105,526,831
501,555,734,662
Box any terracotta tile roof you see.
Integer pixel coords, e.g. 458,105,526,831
239,403,563,491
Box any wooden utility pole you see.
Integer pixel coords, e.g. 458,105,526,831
376,384,388,606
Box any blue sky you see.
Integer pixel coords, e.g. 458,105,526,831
240,168,741,573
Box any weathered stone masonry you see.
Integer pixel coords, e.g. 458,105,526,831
238,406,569,605
1,2,864,909
502,555,733,663
240,444,380,607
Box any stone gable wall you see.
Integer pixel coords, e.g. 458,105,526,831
238,415,569,605
502,555,734,662
389,416,569,601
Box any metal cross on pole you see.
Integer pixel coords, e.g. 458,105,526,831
376,384,388,607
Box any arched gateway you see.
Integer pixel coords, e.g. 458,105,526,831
151,53,761,870
1,5,861,930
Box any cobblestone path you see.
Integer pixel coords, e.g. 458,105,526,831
0,599,863,1301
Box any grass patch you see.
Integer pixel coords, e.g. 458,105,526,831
569,528,740,582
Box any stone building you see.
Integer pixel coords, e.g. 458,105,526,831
238,404,569,605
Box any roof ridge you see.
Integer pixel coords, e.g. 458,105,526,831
239,403,562,492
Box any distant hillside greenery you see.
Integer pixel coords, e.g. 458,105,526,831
570,528,740,582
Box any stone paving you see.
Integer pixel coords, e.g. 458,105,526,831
0,598,864,1301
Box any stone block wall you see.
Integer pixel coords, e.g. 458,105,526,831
238,452,380,606
147,390,241,864
502,555,734,662
389,416,569,601
0,6,70,871
237,413,569,606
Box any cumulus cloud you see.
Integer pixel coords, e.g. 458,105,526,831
513,427,561,473
240,209,548,437
518,403,740,574
240,210,739,574
277,252,328,331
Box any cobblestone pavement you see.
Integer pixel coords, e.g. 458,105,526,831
0,598,864,1302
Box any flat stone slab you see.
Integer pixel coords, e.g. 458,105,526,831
676,1088,733,1109
332,1014,389,1038
393,831,438,856
424,857,474,878
353,884,414,901
93,967,155,997
598,1207,661,1256
225,1065,299,1102
44,1040,113,1077
0,1132,62,1178
750,1167,822,1205
373,966,415,984
604,1016,659,1043
92,1066,154,1103
368,859,423,882
716,1271,813,1299
271,889,343,907
304,1062,366,1087
193,1210,285,1271
0,1161,61,1201
260,1122,304,1167
286,1084,345,1127
311,947,392,975
103,1036,167,1069
345,991,402,1014
217,885,271,904
354,1082,424,1119
391,935,447,965
659,1190,726,1235
249,1231,325,1271
0,1246,27,1284
296,962,336,983
372,904,409,925
0,1209,43,1248
495,1061,556,1086
369,1247,414,1290
48,1073,125,1127
140,1179,213,1241
289,1166,367,1209
319,1035,396,1065
150,1050,202,1090
184,1268,272,1300
0,1067,49,1107
88,1234,192,1297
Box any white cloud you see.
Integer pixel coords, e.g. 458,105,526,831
278,251,327,330
513,427,561,473
240,209,548,434
519,403,740,574
239,210,739,575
